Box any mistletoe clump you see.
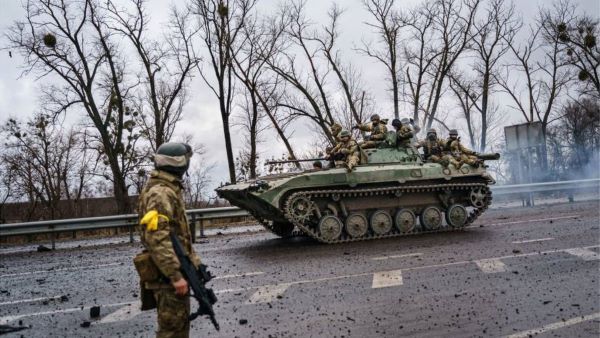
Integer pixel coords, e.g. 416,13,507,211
43,33,57,48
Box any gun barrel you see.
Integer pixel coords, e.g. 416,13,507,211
477,153,500,160
266,158,327,165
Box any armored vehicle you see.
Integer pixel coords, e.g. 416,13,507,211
216,139,498,244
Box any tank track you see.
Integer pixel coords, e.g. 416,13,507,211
282,182,492,244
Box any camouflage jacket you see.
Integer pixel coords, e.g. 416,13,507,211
357,122,388,141
396,125,414,146
138,170,201,283
332,139,360,156
447,139,476,157
416,139,446,158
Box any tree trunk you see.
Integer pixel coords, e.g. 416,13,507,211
480,70,490,152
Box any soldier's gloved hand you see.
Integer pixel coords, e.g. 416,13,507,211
364,135,371,141
351,125,359,130
173,278,189,296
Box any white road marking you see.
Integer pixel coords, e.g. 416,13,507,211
487,215,580,227
371,270,403,288
371,253,423,261
246,283,291,304
474,259,507,273
213,271,264,280
97,303,142,324
512,237,554,244
564,248,600,261
0,295,64,306
504,312,600,338
0,302,132,325
0,262,123,278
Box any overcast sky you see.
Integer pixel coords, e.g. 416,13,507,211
1,0,598,191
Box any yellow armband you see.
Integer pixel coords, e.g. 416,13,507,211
140,210,170,231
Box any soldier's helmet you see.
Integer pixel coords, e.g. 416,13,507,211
391,118,401,128
339,129,351,138
400,117,411,125
427,128,437,135
330,123,342,134
370,114,380,122
449,129,458,136
155,142,193,177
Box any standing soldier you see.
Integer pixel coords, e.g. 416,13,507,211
353,114,388,149
391,118,414,148
331,130,360,172
446,129,482,168
135,142,201,338
415,128,460,169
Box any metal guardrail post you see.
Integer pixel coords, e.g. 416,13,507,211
199,219,206,238
51,225,56,250
129,219,134,243
190,213,197,243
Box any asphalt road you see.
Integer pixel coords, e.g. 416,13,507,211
0,200,599,337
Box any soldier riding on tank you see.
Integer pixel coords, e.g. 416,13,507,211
446,129,482,168
330,129,360,172
392,118,414,148
415,128,459,169
354,114,388,149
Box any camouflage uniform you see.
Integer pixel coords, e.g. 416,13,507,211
356,120,388,149
415,130,459,168
331,131,360,171
138,169,201,338
392,119,414,148
330,123,343,142
447,138,481,168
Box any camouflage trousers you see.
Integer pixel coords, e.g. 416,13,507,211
153,288,190,338
359,140,382,149
458,154,481,167
334,154,360,172
429,155,461,169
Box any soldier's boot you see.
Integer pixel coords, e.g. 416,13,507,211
438,157,450,168
450,158,462,169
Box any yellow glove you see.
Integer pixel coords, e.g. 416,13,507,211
140,210,170,231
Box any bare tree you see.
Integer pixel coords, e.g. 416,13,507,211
496,3,572,136
2,114,94,219
193,0,256,184
542,0,600,98
401,2,440,127
5,0,193,213
231,11,300,177
107,0,201,151
358,0,402,119
0,162,16,223
424,0,481,131
267,1,373,145
315,4,370,127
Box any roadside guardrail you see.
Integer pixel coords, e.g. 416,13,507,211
1,179,598,249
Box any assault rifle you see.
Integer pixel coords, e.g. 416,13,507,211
169,232,220,331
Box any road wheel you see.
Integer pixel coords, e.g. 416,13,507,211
445,204,468,228
318,215,343,241
345,213,368,238
419,206,442,230
394,209,416,233
370,210,393,235
469,188,487,208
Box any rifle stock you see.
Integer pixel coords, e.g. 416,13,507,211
169,232,220,331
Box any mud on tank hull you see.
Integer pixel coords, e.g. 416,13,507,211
216,157,495,243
